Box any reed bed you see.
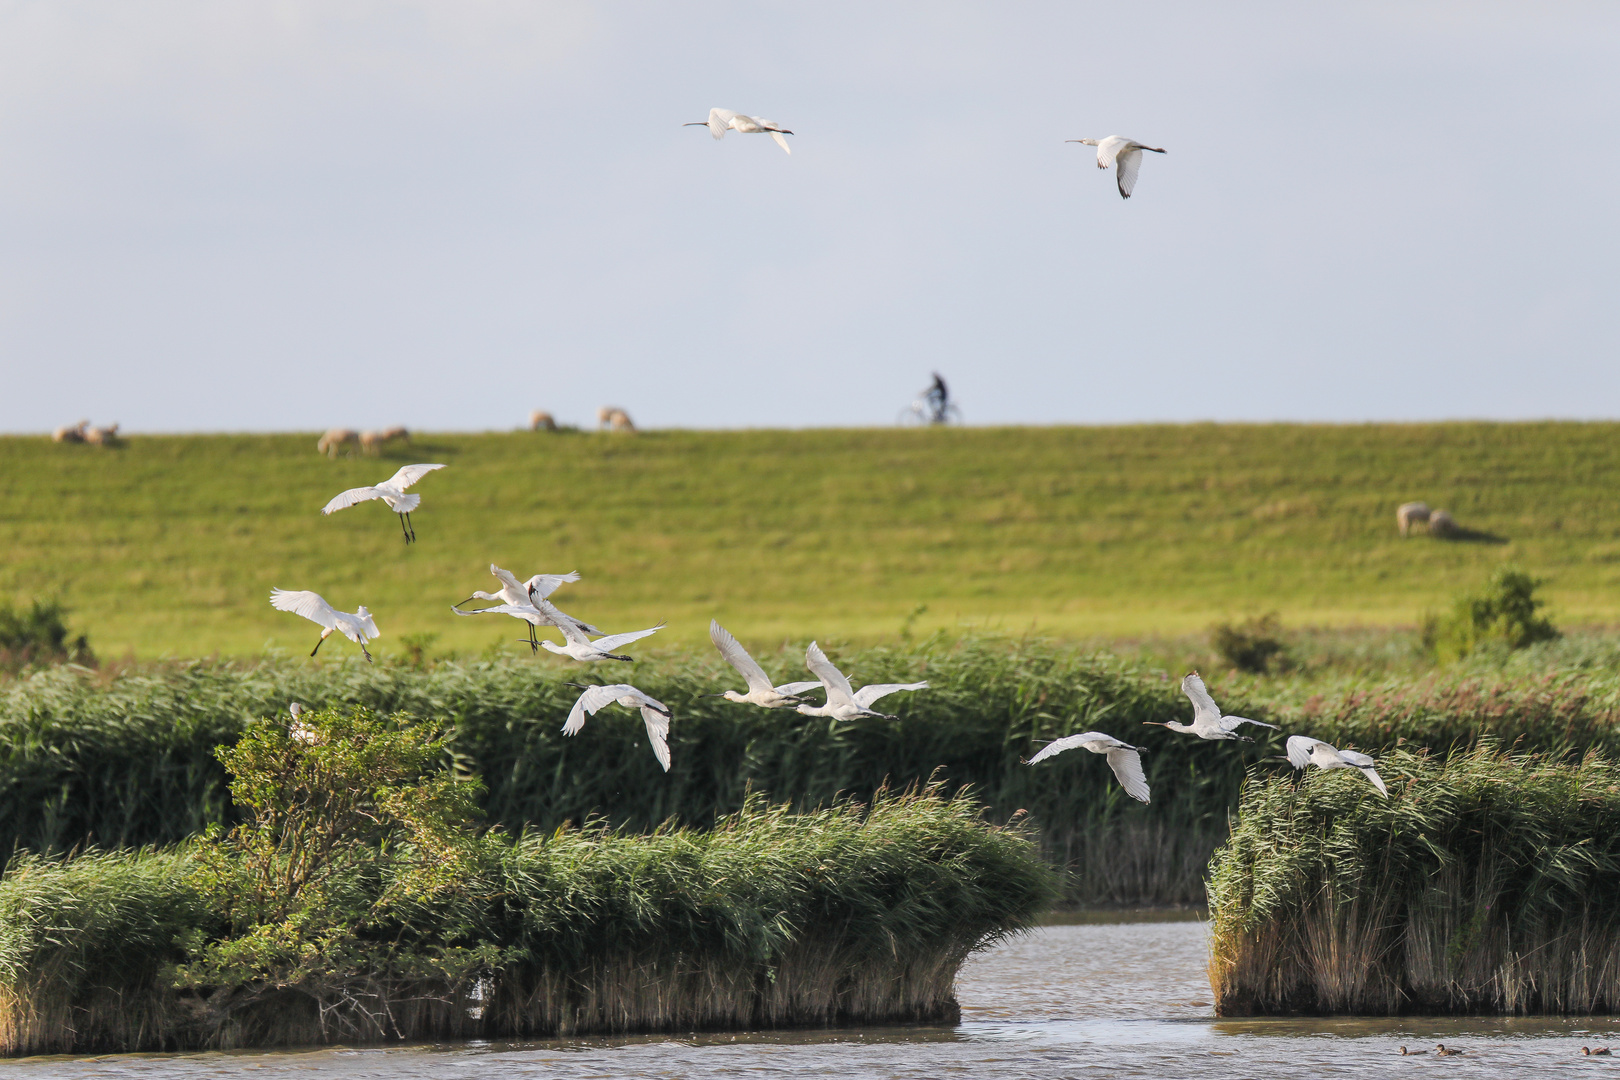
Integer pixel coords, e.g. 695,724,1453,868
0,789,1054,1054
7,642,1620,907
1209,744,1620,1015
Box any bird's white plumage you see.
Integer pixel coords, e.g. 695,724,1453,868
854,682,930,709
707,620,814,708
711,620,773,693
804,641,858,708
1286,736,1388,796
563,683,672,771
451,597,600,635
321,463,445,515
774,680,825,697
1153,673,1280,741
795,642,928,721
1026,731,1150,803
1068,135,1165,199
540,619,664,662
687,107,792,153
269,589,379,661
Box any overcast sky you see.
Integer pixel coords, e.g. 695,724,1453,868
2,2,1616,433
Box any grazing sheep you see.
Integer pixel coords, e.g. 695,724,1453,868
379,425,410,444
51,421,89,443
598,407,636,432
317,428,359,458
84,423,120,446
1428,509,1456,538
1396,501,1430,537
530,410,558,432
359,430,384,454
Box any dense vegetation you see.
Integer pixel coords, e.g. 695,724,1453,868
0,706,1054,1054
3,422,1619,657
7,637,1620,907
1209,744,1620,1016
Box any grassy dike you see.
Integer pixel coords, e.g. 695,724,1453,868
0,707,1055,1055
4,423,1620,656
1209,745,1620,1015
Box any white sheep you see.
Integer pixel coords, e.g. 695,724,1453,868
359,426,410,454
598,407,636,432
530,410,558,432
1396,501,1430,537
317,428,359,458
51,420,89,444
1428,510,1456,538
84,423,120,446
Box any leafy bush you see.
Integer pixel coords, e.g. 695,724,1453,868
1209,613,1291,673
0,599,93,674
1421,566,1560,662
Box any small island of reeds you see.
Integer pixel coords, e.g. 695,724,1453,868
1209,743,1620,1016
0,706,1055,1056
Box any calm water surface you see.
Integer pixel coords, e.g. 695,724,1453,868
15,920,1620,1078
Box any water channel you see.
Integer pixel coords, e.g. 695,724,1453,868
14,917,1620,1077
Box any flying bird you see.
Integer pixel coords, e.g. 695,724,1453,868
1066,135,1166,199
684,108,793,154
452,564,597,647
703,620,822,709
269,588,379,662
563,682,673,771
541,619,664,663
1286,736,1388,797
1025,731,1151,803
793,641,927,721
321,463,446,543
1145,672,1280,742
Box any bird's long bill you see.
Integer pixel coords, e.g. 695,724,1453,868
1142,721,1167,726
699,693,726,698
454,595,479,609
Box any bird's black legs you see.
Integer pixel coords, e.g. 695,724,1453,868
406,512,417,543
528,623,539,652
310,635,325,657
606,652,633,662
398,513,413,544
361,644,374,663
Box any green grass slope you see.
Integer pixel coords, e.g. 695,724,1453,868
3,423,1618,658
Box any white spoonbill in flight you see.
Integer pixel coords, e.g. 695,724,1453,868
1144,672,1279,742
1066,136,1165,199
563,682,673,771
1026,732,1151,803
1286,736,1388,796
685,108,793,154
542,619,664,663
269,588,379,662
793,642,928,721
321,463,446,543
452,564,597,648
704,620,823,709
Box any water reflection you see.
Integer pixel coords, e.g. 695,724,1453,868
16,920,1620,1077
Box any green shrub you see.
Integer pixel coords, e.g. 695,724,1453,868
1421,566,1560,662
0,599,93,674
1210,613,1291,673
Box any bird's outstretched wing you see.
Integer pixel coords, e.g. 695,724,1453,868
1027,731,1111,765
1357,765,1389,796
1219,715,1279,734
387,463,445,490
805,642,858,708
1105,747,1151,803
774,680,824,697
641,707,672,771
1286,735,1325,770
525,572,581,600
1334,746,1388,795
490,564,526,596
1116,148,1142,198
710,620,773,693
853,682,929,709
769,131,791,154
452,601,541,625
270,588,339,628
1181,673,1222,726
563,683,636,735
1095,136,1123,168
590,624,664,653
321,486,383,514
708,108,736,138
